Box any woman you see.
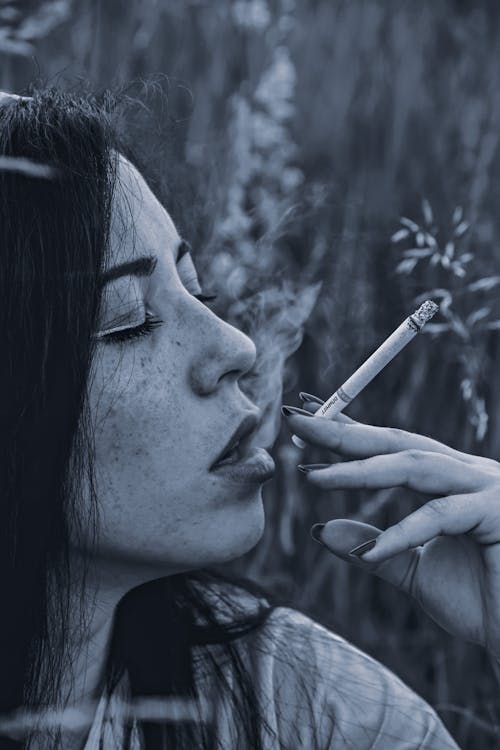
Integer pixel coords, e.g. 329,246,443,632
0,87,496,749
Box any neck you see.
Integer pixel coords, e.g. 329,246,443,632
24,556,176,749
63,554,171,708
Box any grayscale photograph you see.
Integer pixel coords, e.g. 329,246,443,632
0,1,498,748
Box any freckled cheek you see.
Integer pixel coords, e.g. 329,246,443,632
92,356,188,473
102,397,173,462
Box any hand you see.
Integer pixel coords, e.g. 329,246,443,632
283,395,500,659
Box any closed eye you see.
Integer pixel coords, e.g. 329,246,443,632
97,293,218,345
96,312,163,344
96,241,218,344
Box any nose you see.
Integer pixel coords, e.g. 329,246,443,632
189,314,257,396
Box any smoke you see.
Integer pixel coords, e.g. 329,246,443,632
233,280,322,451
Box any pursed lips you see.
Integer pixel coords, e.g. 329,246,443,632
209,412,261,471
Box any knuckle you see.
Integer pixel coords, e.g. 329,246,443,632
404,449,425,463
352,459,368,473
394,512,427,548
392,518,411,539
388,426,404,444
483,461,500,480
422,498,446,519
488,459,500,473
324,421,345,450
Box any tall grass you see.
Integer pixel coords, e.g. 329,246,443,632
4,1,500,746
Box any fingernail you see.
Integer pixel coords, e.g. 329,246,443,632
310,523,326,545
299,392,324,405
297,463,330,473
281,405,313,417
349,538,377,558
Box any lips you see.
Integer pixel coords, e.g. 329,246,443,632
210,447,275,484
209,413,261,471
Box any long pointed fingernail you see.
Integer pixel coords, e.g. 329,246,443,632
297,463,330,473
310,523,326,545
299,392,324,405
281,405,313,417
349,539,377,557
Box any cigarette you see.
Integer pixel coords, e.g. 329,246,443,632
291,300,439,448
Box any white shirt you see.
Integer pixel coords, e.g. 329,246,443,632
82,604,459,749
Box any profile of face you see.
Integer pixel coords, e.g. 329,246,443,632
76,155,275,576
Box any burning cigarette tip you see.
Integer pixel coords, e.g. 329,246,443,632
412,300,439,328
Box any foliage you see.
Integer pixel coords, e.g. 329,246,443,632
392,199,498,442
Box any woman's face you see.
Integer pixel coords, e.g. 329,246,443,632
77,155,275,574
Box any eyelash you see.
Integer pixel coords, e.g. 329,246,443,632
101,312,163,343
101,294,218,344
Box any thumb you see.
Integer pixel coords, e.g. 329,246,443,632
315,519,421,596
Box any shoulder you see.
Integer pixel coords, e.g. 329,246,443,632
191,579,459,748
240,606,460,749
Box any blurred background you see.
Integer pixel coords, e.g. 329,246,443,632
3,0,500,746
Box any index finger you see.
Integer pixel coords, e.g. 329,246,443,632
287,413,484,465
300,400,355,423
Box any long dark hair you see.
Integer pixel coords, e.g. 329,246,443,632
0,88,309,750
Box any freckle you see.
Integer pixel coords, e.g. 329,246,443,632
176,341,181,347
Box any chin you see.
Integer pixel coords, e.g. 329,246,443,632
90,492,267,573
207,496,266,566
222,520,264,563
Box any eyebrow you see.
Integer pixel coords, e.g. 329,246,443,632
99,238,192,287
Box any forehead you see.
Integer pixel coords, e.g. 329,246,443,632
108,153,180,267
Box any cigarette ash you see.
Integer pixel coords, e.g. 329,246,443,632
412,300,439,327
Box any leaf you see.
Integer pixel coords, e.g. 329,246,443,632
421,323,451,335
452,206,464,225
422,198,433,226
415,288,451,301
472,399,488,441
425,233,437,248
402,248,432,259
483,320,500,330
400,216,420,232
458,253,474,264
449,317,469,340
430,253,441,266
476,418,488,442
467,276,500,292
451,263,466,278
454,221,470,238
391,228,410,243
460,379,472,400
441,255,451,268
396,258,418,274
466,307,491,327
16,1,72,42
416,231,426,247
0,34,33,56
439,295,454,316
414,288,453,309
444,241,455,259
0,7,20,22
